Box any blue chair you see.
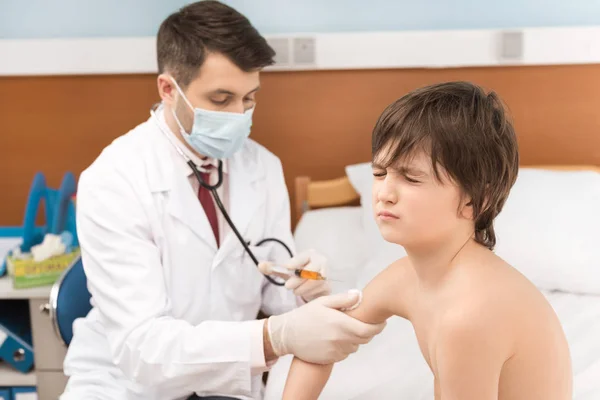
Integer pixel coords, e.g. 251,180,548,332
48,257,92,346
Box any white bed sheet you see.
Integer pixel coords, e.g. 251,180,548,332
264,284,600,399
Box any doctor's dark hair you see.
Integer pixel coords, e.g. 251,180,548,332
372,81,519,250
157,0,275,87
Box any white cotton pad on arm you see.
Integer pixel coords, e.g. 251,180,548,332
342,289,363,311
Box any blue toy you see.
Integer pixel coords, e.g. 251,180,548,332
1,172,78,277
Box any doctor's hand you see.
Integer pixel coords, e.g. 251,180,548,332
259,249,331,302
266,290,386,365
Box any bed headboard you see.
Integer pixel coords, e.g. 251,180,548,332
1,64,600,226
294,165,600,225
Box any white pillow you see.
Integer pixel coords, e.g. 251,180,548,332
494,168,600,295
345,163,380,250
294,207,368,292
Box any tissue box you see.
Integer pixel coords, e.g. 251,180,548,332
7,249,80,289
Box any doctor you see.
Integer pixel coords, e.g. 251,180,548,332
60,1,385,400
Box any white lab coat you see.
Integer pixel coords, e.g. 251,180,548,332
61,113,298,400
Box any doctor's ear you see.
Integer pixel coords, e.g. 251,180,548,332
157,74,177,105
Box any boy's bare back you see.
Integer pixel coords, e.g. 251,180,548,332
383,244,572,400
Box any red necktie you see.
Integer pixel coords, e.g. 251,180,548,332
198,166,220,247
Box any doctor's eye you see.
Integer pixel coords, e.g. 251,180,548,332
210,96,230,106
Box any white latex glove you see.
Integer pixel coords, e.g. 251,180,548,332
259,249,331,302
267,290,386,364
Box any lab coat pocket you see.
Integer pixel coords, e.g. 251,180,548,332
228,245,270,307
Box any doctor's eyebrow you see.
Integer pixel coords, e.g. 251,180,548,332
246,86,261,95
208,86,260,97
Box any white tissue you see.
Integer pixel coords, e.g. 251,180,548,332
31,234,66,262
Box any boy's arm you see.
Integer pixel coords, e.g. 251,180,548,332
434,307,510,400
282,260,412,400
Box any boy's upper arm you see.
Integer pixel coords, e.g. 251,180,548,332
281,259,413,400
346,258,413,324
434,307,509,400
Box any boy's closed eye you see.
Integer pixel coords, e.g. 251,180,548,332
372,169,387,178
403,175,421,184
372,167,424,184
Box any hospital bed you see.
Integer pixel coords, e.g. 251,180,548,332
264,164,600,400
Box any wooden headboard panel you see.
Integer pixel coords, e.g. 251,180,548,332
1,64,600,226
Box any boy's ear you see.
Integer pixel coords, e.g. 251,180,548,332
460,196,474,220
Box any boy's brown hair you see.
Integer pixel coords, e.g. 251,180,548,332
372,81,519,250
157,0,275,88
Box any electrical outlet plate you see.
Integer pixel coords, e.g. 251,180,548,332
499,31,524,61
293,37,316,65
267,37,291,66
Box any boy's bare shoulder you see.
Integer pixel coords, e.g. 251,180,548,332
451,255,525,314
443,251,552,349
432,257,521,369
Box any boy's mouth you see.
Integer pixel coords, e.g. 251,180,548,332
377,210,399,220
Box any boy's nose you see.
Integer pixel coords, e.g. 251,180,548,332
377,178,398,204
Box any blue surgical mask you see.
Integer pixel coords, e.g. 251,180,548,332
171,78,254,159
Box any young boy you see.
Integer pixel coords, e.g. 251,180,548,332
281,81,573,399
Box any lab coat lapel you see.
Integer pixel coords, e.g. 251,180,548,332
167,170,218,250
145,110,217,250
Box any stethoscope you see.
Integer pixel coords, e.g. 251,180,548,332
151,104,289,286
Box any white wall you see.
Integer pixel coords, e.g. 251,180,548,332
1,1,600,75
1,0,600,38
